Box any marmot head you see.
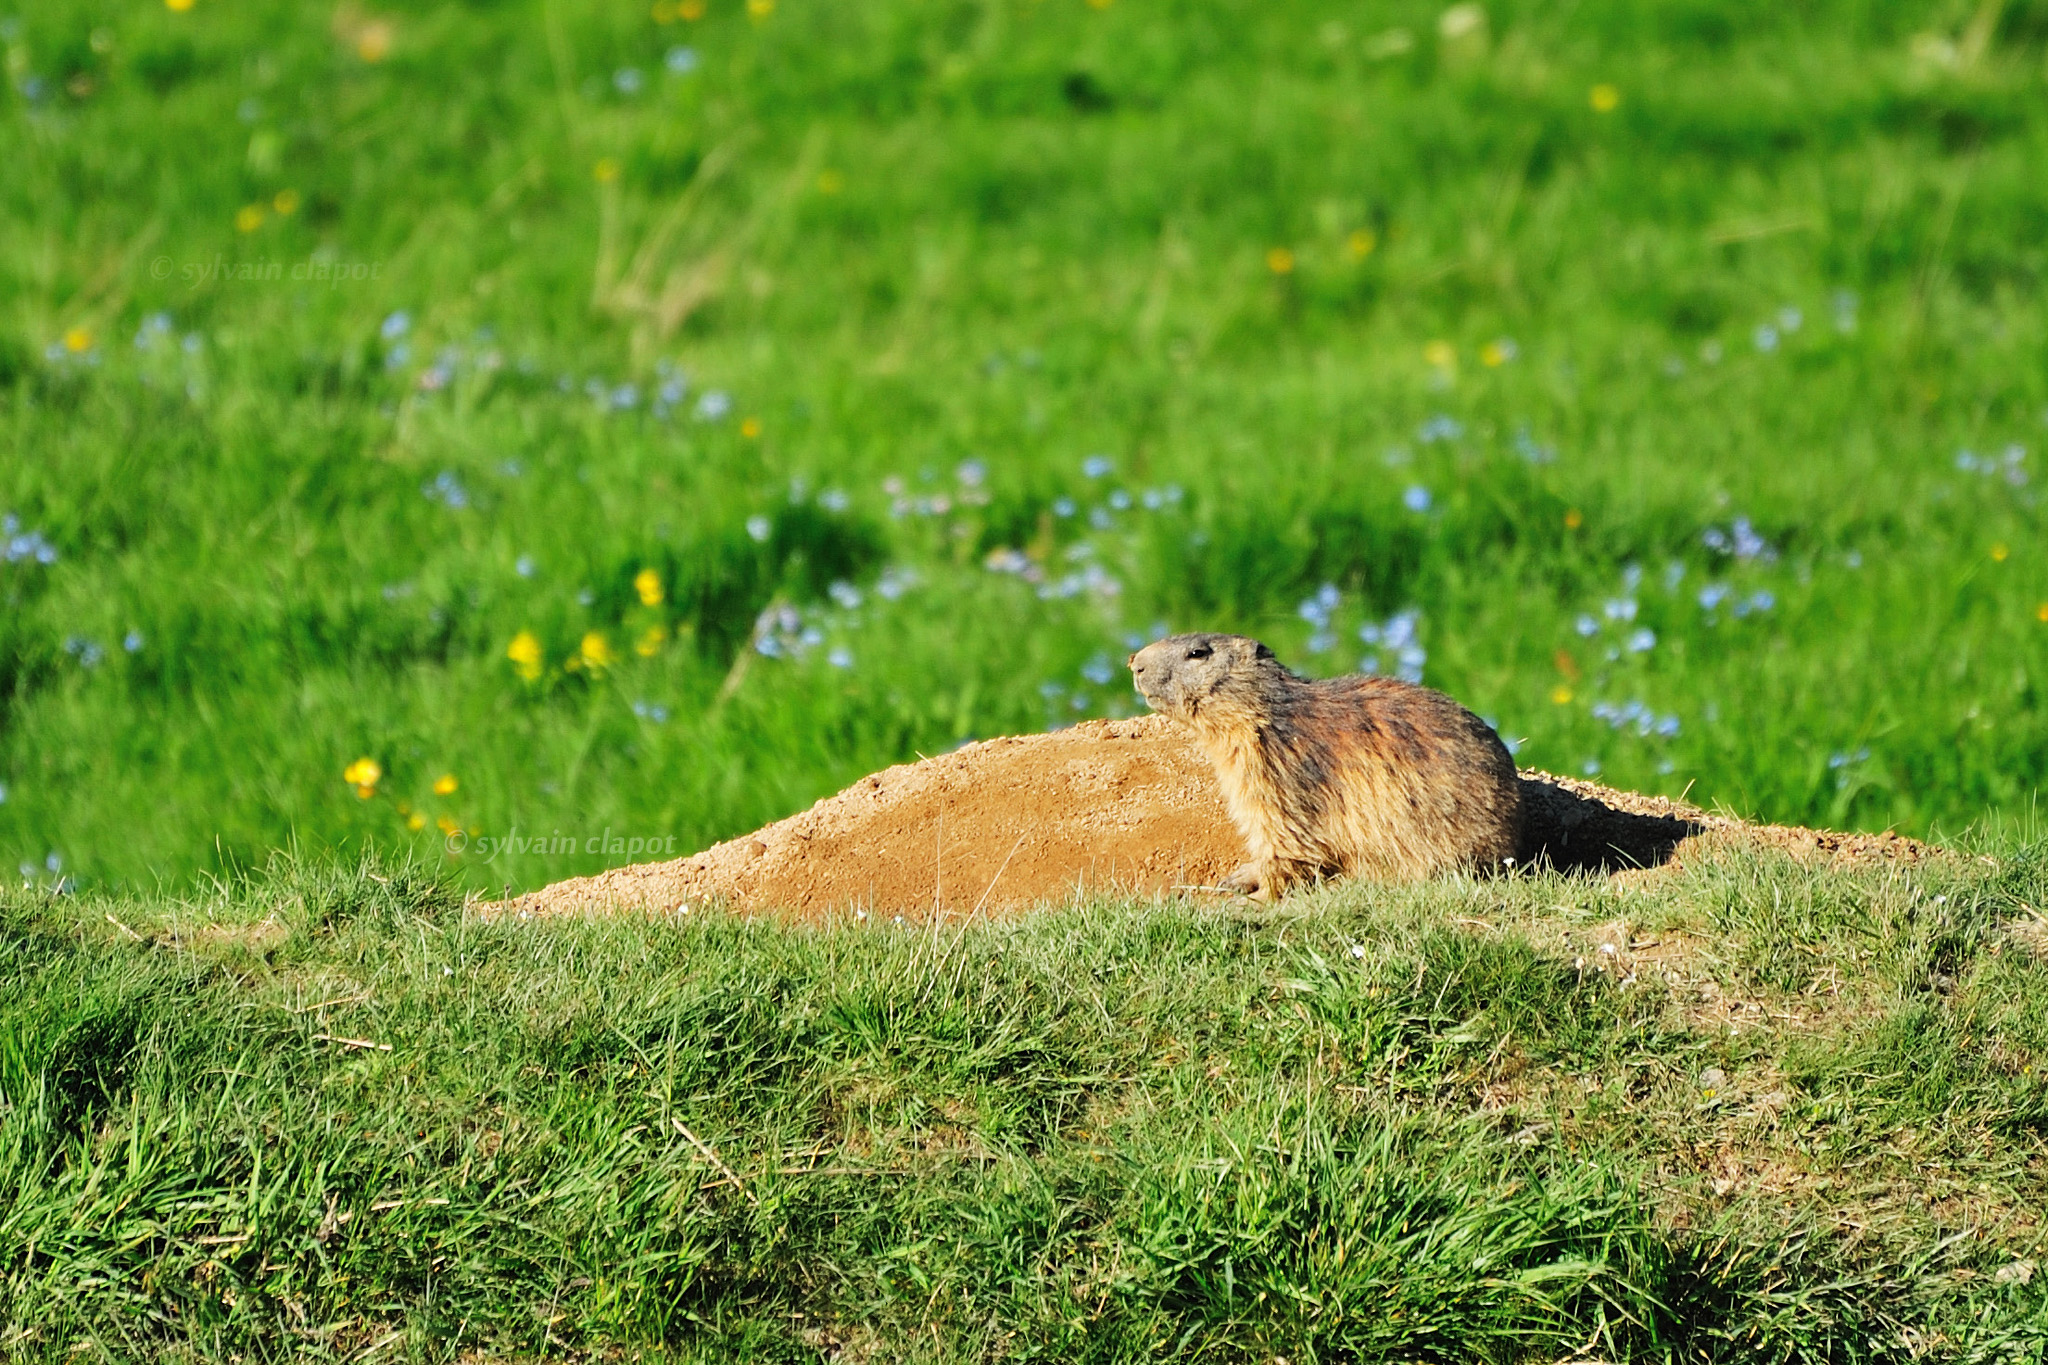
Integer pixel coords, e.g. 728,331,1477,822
1128,632,1288,723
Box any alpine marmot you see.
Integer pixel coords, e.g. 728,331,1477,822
1128,632,1521,898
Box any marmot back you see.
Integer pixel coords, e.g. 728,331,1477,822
1128,632,1521,897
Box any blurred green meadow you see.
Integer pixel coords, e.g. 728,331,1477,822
3,0,2046,894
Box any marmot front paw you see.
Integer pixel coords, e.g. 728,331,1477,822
1220,862,1269,899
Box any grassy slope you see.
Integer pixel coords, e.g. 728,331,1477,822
1,0,2045,894
5,846,2048,1361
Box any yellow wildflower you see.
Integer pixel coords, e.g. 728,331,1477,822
636,624,669,657
651,0,678,21
1265,247,1295,275
63,327,93,354
1550,685,1574,706
1480,340,1512,367
746,0,774,15
1590,84,1620,113
507,629,544,681
817,169,845,194
2038,602,2048,623
236,204,266,233
635,568,665,606
437,815,459,836
165,0,194,10
344,757,382,799
1347,228,1377,259
433,773,458,796
407,811,426,831
579,631,618,671
1990,543,2009,562
740,416,762,439
1423,340,1456,369
1564,508,1584,530
594,157,621,184
679,0,705,16
273,188,301,215
356,21,393,62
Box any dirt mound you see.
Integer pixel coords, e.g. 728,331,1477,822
501,716,1930,922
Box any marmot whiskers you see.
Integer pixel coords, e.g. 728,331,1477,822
1128,632,1521,898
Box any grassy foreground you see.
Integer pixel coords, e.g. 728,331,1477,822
4,0,2047,894
6,844,2048,1362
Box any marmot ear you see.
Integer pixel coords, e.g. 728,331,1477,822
1253,641,1275,661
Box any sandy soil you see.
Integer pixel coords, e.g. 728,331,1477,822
499,715,1929,923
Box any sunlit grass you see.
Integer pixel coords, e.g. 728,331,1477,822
1,0,2044,897
4,843,2046,1359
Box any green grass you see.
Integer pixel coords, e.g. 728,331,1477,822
1,0,2045,893
6,846,2048,1360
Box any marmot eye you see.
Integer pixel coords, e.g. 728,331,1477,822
1186,644,1212,659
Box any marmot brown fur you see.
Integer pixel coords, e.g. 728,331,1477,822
1128,632,1521,898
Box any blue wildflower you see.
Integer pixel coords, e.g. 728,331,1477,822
422,471,469,508
1299,584,1340,627
1512,426,1558,464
